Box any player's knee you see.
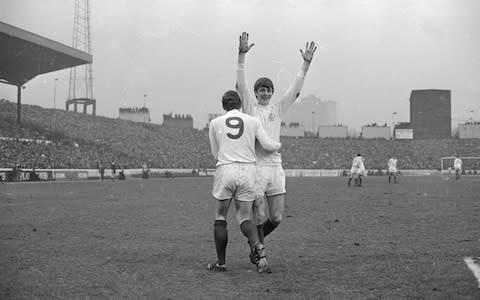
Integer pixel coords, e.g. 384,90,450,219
253,210,265,225
269,214,282,226
236,214,250,225
236,209,251,225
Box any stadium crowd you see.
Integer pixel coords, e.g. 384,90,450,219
280,137,480,170
1,100,480,170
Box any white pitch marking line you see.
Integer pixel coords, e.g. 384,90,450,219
464,256,480,288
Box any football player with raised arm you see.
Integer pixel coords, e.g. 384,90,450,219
236,32,316,266
207,90,281,273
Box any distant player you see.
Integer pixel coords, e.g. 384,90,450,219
388,156,398,184
142,162,149,179
98,161,105,181
111,160,116,180
453,155,462,180
348,154,365,187
207,90,281,273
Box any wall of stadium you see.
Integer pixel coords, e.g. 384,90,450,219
318,125,348,138
458,124,480,139
283,95,337,132
361,126,391,139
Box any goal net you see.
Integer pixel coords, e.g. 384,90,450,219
440,157,480,174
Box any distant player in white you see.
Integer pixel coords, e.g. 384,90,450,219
388,156,398,184
236,32,316,265
348,154,365,187
207,90,281,273
453,155,462,180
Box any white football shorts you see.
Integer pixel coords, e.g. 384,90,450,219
212,163,257,202
255,164,286,197
351,167,366,176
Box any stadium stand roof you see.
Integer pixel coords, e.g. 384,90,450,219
0,21,92,123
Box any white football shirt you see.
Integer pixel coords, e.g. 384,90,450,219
454,158,462,169
209,109,281,167
388,158,398,169
236,63,306,165
352,156,364,169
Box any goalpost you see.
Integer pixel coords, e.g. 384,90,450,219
440,157,480,173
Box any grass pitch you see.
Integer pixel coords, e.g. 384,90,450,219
1,175,479,299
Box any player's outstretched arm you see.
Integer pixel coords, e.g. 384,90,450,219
255,120,281,152
277,41,317,115
300,41,317,63
298,41,317,77
237,32,255,113
238,32,254,59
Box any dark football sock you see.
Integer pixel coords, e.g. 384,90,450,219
213,220,228,266
240,220,259,246
262,219,279,238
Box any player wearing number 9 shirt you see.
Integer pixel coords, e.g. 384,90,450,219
207,90,281,273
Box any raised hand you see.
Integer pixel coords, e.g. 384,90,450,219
239,32,255,54
300,41,317,63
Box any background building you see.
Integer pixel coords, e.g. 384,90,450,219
284,95,337,132
361,125,391,139
410,89,451,139
119,107,151,123
280,122,305,137
163,113,193,128
206,113,223,128
318,125,348,138
458,123,480,139
394,122,413,139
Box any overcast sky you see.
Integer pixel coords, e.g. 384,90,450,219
1,0,479,129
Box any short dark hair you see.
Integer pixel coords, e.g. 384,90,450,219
254,77,274,93
222,90,241,111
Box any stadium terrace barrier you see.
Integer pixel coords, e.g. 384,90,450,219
0,168,53,182
284,169,343,177
54,169,89,181
130,168,200,178
0,168,471,183
441,169,480,175
398,169,436,176
198,169,441,177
